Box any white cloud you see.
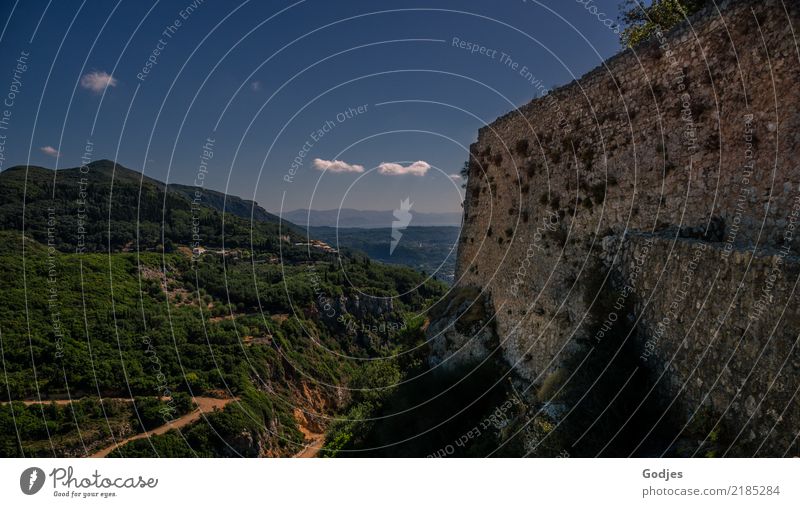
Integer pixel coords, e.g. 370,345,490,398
250,81,261,91
449,173,462,181
40,146,60,158
80,71,117,93
377,160,431,176
313,158,365,174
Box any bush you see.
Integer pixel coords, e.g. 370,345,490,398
619,0,710,47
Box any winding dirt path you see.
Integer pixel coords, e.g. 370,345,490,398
91,397,236,458
10,396,323,457
293,432,325,458
291,409,325,458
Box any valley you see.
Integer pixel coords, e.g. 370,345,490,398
308,226,460,283
0,160,446,458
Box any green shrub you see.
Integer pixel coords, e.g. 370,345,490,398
620,0,710,47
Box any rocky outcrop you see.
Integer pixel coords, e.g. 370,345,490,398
452,0,800,456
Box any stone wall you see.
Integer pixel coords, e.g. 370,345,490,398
454,0,800,455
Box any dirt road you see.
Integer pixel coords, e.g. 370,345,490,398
293,432,325,458
91,397,236,458
292,412,325,458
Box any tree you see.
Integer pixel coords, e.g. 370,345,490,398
619,0,710,47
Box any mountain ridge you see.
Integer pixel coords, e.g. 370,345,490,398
2,159,286,227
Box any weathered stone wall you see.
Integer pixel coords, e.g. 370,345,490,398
602,233,800,455
455,0,800,455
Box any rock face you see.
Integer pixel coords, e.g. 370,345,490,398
426,287,498,370
454,0,800,455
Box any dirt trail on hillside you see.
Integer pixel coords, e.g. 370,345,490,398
293,430,325,458
91,397,236,458
291,408,325,458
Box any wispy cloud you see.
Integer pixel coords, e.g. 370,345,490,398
80,71,117,93
378,160,431,176
449,173,462,181
250,80,261,91
313,158,365,174
40,146,60,158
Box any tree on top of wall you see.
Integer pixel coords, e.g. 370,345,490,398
619,0,711,47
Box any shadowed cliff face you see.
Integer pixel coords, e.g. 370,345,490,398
446,0,800,456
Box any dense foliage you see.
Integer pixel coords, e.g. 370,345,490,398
0,162,447,457
0,160,307,256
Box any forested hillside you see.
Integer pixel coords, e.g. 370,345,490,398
0,160,302,255
0,161,445,457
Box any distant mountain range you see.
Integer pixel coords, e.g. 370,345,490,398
282,208,462,228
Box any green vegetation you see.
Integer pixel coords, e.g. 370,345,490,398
309,226,460,283
0,396,194,457
0,162,447,457
322,358,526,458
0,160,307,256
619,0,709,47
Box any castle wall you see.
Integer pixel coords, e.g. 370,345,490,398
455,0,800,455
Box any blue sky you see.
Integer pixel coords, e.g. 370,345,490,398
0,0,622,213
